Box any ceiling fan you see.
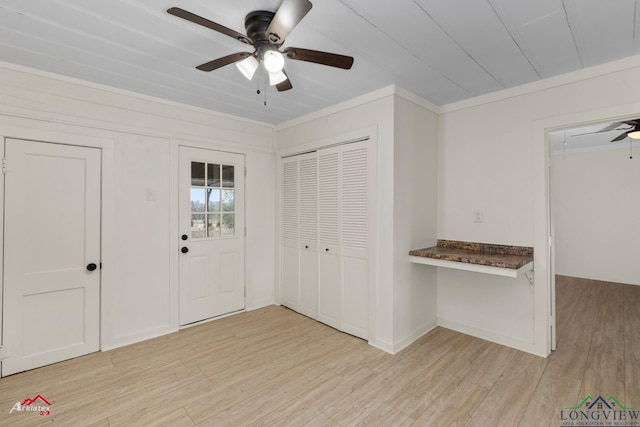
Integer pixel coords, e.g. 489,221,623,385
574,119,640,142
600,119,640,142
167,0,354,92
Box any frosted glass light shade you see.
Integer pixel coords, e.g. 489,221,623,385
236,56,259,80
268,70,287,85
263,50,285,73
628,130,640,139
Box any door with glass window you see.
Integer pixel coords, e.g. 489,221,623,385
178,146,245,325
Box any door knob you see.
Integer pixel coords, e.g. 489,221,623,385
181,247,189,254
86,263,97,271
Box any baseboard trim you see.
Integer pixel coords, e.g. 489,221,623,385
437,317,542,357
368,322,438,355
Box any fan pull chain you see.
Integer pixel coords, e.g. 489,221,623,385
257,70,267,106
630,140,634,159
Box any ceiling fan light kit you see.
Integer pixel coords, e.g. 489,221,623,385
236,55,260,80
168,0,354,94
263,50,285,73
627,130,640,139
269,70,288,85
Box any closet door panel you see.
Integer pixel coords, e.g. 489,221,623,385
282,247,299,309
299,250,318,318
318,252,340,328
281,158,299,309
342,256,368,339
341,141,369,258
318,147,340,329
298,153,318,318
340,141,370,339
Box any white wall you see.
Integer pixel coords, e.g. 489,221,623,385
438,55,640,355
553,146,640,286
392,96,439,350
0,62,276,350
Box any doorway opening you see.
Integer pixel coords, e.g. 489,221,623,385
548,119,640,347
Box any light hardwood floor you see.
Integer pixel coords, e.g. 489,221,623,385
0,276,638,426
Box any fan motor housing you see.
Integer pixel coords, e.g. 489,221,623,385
245,11,277,45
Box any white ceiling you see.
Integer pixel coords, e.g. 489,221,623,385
2,0,640,125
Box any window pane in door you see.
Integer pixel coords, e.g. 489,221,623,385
189,162,238,240
208,164,220,187
191,162,205,186
222,213,235,236
207,189,221,212
207,214,221,237
222,190,234,212
222,165,234,188
191,188,206,212
191,214,206,238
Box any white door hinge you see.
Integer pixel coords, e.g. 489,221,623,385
244,226,247,237
244,167,247,177
2,157,6,174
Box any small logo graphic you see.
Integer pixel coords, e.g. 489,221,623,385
9,394,51,416
559,395,639,426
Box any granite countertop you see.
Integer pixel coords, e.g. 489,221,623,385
409,240,533,270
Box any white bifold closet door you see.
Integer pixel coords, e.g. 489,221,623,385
298,153,319,319
317,147,341,329
338,142,369,339
281,139,370,340
281,157,299,310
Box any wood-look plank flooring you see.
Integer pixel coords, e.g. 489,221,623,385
1,276,638,426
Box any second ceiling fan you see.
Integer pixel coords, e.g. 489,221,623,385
168,0,354,92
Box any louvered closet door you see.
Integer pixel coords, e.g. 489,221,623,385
281,157,299,310
340,141,370,339
317,147,341,329
298,153,319,318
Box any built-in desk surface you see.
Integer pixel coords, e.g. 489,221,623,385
409,240,533,277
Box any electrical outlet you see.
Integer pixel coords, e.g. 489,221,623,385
473,210,484,223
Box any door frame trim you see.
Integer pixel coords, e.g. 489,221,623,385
0,124,115,356
532,102,640,357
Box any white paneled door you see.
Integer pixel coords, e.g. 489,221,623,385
2,139,101,377
179,146,245,325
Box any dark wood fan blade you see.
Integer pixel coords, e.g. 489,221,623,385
596,122,625,133
266,0,312,44
276,71,293,91
622,119,640,126
611,132,629,142
284,47,354,69
168,7,251,45
196,52,252,72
